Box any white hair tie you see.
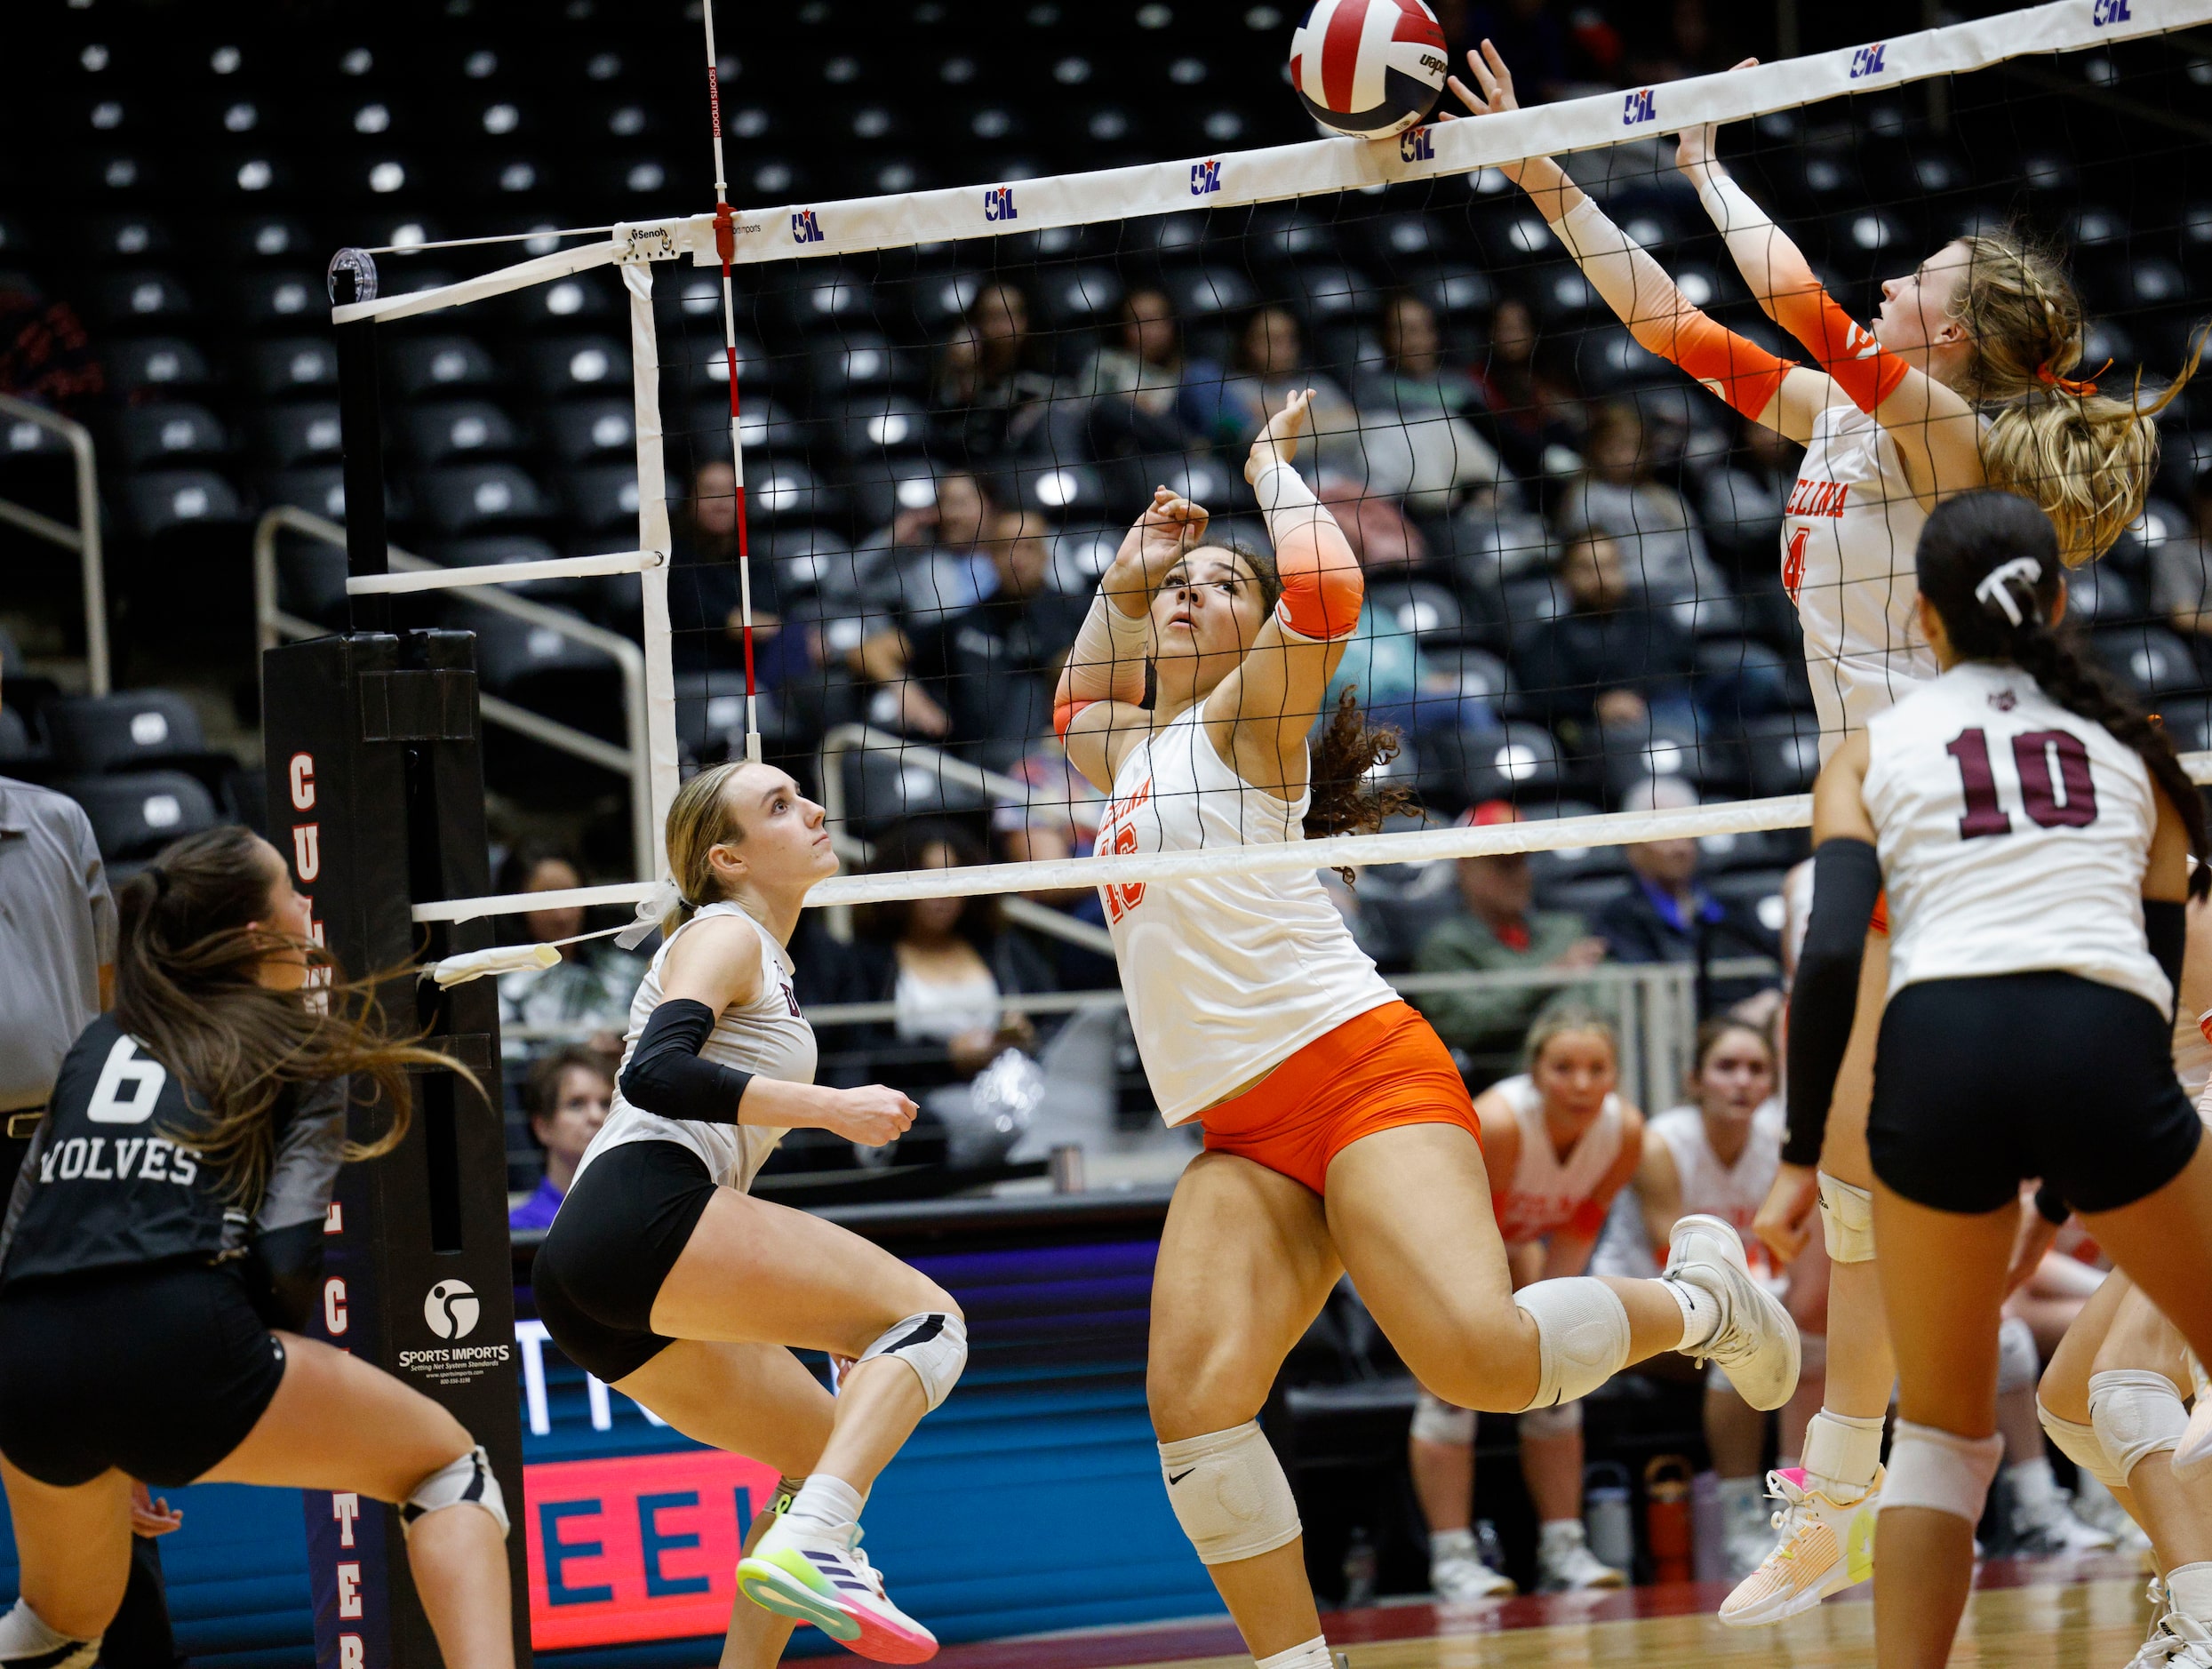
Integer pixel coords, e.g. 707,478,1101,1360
1973,556,2044,627
615,877,689,950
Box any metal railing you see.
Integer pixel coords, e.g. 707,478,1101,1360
815,722,1116,957
0,394,108,696
252,505,655,877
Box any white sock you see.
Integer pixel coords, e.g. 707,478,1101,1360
1665,1276,1724,1354
2169,1561,2212,1620
1429,1526,1475,1562
1254,1638,1334,1669
2007,1455,2057,1517
785,1473,866,1535
1539,1517,1588,1556
1802,1409,1885,1495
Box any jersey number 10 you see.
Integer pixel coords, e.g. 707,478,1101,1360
1944,725,2098,839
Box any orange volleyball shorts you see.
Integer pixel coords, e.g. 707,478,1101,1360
1197,1000,1482,1195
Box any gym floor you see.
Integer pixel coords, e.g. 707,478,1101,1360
924,1556,2152,1669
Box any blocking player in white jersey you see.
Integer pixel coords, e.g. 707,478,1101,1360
1051,393,1800,1669
1787,490,2212,1669
1448,39,2202,1624
1410,1012,1646,1598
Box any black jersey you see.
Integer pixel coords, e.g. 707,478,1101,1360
0,1013,346,1311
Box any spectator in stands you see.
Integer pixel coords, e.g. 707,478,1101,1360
1352,291,1509,515
1697,409,1800,573
508,1045,612,1231
1468,295,1582,482
931,280,1051,459
1193,305,1358,470
855,468,1002,619
1555,401,1727,601
1510,531,1699,747
1073,286,1219,457
850,509,1087,756
1410,802,1608,1082
2151,465,2212,678
1315,475,1498,737
991,732,1116,986
1593,777,1778,1011
668,460,819,712
850,821,1056,1098
493,843,643,1066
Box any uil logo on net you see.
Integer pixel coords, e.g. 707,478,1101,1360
424,1278,481,1340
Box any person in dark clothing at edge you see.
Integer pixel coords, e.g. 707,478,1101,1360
0,827,515,1669
1594,777,1781,1013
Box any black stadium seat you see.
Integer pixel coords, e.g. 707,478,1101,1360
46,691,206,776
60,771,220,865
119,470,244,537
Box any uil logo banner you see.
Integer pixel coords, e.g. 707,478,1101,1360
1622,88,1656,124
1190,158,1221,196
425,1278,481,1340
1850,43,1887,77
789,210,823,244
1399,126,1433,163
2092,0,2131,22
983,186,1017,222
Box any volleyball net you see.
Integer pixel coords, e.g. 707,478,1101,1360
305,0,2212,929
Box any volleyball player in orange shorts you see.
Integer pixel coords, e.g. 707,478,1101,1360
1051,389,1800,1669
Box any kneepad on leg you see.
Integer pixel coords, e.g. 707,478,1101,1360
2091,1370,2189,1485
1513,1278,1632,1409
1882,1421,2003,1523
858,1312,968,1412
2038,1401,2127,1493
1410,1388,1476,1446
1519,1398,1583,1441
1157,1421,1301,1566
1818,1173,1875,1264
0,1600,97,1669
1996,1317,2040,1397
402,1444,509,1538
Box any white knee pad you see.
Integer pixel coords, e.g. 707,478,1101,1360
402,1444,509,1538
1996,1316,2040,1397
1157,1421,1302,1567
2038,1400,2127,1492
858,1311,967,1412
1882,1420,2003,1524
0,1600,97,1669
1410,1387,1476,1446
1818,1172,1875,1264
1513,1277,1632,1409
2091,1370,2190,1484
1519,1398,1583,1440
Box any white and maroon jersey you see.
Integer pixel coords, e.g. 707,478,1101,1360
1785,400,1940,757
1490,1074,1625,1248
1649,1099,1786,1288
576,901,811,1194
1864,661,2168,1014
1098,705,1396,1123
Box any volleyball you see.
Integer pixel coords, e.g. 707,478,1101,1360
1289,0,1450,140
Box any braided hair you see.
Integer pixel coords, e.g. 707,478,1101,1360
1917,490,2208,898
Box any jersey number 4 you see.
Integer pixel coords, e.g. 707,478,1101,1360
1944,726,2098,839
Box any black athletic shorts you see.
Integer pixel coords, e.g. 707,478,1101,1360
1868,970,2203,1217
0,1261,289,1488
531,1138,718,1384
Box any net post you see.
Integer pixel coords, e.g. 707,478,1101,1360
622,253,681,876
328,259,390,635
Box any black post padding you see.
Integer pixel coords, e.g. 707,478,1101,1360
263,630,531,1669
331,266,391,635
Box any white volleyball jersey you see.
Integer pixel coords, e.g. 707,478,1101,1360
1649,1100,1786,1287
572,901,813,1194
1864,661,2169,1014
1785,400,1939,758
1491,1074,1625,1248
1098,705,1397,1123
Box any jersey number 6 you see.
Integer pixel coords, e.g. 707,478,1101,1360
1944,725,2099,840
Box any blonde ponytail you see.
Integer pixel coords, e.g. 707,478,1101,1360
1952,229,2203,565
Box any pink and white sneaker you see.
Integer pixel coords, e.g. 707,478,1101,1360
738,1517,938,1663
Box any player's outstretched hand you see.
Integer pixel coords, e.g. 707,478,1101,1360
1245,387,1314,485
820,1085,919,1147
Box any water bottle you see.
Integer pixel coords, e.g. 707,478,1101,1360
1645,1454,1696,1585
1341,1527,1378,1608
1584,1461,1634,1574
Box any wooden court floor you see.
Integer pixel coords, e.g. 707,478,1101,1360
929,1557,2155,1669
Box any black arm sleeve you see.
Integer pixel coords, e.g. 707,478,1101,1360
1783,839,1883,1169
619,998,755,1124
2146,899,2186,1012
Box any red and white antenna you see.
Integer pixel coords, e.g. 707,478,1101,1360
700,0,762,765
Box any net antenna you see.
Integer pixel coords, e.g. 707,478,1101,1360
700,0,763,765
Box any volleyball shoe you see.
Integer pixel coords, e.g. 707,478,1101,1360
1662,1214,1801,1410
1718,1465,1881,1626
738,1518,938,1663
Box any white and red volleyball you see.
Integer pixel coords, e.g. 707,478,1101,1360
1289,0,1449,140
